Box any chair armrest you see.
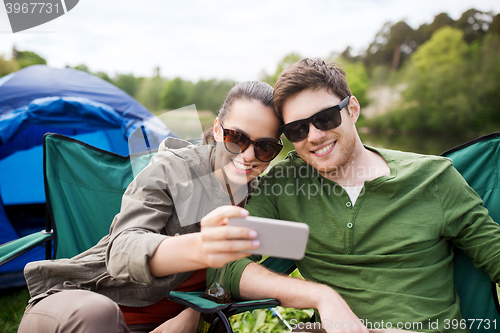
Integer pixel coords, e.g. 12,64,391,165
167,291,280,316
0,230,53,266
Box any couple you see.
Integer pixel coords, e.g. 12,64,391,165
19,58,500,333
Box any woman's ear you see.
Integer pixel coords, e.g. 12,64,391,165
213,117,222,142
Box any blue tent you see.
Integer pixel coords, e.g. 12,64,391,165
0,65,173,285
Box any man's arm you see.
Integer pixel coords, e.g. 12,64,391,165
239,263,368,333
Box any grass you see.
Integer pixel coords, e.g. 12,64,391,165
0,287,30,333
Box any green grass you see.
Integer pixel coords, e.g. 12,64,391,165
0,287,30,333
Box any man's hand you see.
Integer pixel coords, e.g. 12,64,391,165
314,285,369,333
149,308,200,333
200,205,259,268
240,263,369,333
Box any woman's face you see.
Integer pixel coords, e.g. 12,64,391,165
213,99,281,186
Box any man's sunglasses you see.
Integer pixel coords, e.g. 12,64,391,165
280,96,350,142
220,121,283,162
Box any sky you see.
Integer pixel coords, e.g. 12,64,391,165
1,0,499,82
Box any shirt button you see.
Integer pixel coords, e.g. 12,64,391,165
346,248,352,254
174,233,180,236
346,202,352,208
347,222,353,228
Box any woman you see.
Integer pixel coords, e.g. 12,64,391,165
19,81,283,333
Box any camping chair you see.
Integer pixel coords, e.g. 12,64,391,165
43,133,157,259
168,257,294,333
441,132,500,331
0,133,156,264
169,132,500,333
0,202,53,266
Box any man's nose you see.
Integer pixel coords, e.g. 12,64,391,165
306,123,326,143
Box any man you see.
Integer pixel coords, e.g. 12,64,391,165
209,58,500,333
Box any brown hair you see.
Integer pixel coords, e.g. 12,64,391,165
203,81,275,143
273,57,352,118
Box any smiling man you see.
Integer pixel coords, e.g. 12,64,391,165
210,58,500,333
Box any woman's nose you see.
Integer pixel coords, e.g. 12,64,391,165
241,143,256,161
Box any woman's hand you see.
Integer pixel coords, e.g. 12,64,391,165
200,206,260,268
150,307,200,333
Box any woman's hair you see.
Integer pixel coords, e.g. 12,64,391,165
203,81,275,143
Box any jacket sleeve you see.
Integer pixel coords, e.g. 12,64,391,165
105,153,179,285
439,161,500,283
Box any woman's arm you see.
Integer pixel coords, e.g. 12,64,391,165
148,206,260,277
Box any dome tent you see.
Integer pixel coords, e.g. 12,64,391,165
0,65,174,285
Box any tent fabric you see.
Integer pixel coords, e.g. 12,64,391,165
0,97,128,145
442,132,500,331
0,65,151,120
0,97,134,159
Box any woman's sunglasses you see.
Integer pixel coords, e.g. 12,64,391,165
280,96,350,142
220,122,283,162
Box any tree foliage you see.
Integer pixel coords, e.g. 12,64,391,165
135,77,167,111
12,47,46,69
261,52,302,86
190,79,236,112
114,74,143,97
161,77,189,110
377,26,500,135
0,55,19,78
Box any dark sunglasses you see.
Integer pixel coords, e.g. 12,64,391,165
220,122,283,162
280,96,350,142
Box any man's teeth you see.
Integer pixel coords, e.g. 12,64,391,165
233,160,253,171
314,142,334,154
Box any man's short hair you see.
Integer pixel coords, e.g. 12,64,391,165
274,57,352,118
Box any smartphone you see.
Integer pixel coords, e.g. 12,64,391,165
228,216,309,260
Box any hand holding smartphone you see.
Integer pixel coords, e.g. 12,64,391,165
228,216,309,260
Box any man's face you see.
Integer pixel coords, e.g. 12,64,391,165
282,88,360,177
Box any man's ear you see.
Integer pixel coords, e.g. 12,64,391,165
347,96,361,124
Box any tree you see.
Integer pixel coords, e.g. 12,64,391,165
261,53,302,86
404,27,470,133
73,64,90,73
12,47,46,69
95,71,113,83
488,14,500,35
456,9,492,44
114,74,143,97
160,77,189,110
364,21,417,72
135,77,167,111
334,58,370,107
190,79,235,113
0,55,19,77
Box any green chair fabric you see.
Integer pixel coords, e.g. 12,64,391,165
442,132,500,332
43,133,156,259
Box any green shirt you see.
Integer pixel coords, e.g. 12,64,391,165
213,147,500,333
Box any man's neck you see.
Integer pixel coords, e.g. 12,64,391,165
324,146,390,187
